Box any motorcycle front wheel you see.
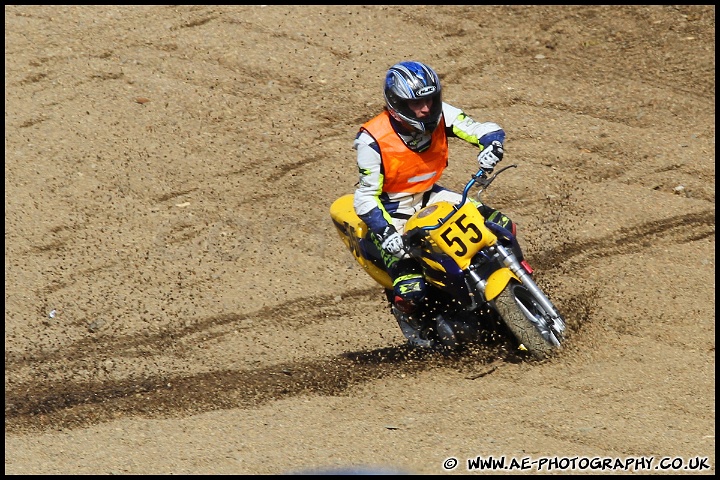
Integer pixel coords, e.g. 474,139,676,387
492,279,565,360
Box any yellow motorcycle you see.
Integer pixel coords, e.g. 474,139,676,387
330,164,566,359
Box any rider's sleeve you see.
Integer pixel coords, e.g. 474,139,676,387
353,129,393,235
442,102,506,150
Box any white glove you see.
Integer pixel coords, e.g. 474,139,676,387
378,225,405,258
477,140,504,172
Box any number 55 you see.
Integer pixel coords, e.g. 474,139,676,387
439,213,482,256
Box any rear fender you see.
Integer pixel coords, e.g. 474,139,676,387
330,194,393,289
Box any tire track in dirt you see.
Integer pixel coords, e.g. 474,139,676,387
532,209,715,270
8,273,571,434
5,288,380,369
5,333,525,434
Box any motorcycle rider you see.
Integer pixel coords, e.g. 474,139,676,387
353,60,514,346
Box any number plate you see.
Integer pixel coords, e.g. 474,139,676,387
427,202,497,269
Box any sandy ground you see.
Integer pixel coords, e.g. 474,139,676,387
5,5,715,475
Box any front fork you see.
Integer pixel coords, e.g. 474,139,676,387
465,244,566,335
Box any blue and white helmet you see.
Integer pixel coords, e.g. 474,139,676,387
384,61,443,134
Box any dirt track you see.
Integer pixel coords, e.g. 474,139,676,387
5,5,715,475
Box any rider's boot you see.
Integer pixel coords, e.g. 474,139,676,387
391,303,434,348
472,201,516,235
486,209,515,235
384,257,433,347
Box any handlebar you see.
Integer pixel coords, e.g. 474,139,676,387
423,164,518,232
403,164,517,249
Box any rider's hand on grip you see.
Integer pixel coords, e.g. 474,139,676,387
403,227,424,249
377,224,406,258
477,140,504,173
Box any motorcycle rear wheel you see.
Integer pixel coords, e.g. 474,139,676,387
492,279,564,360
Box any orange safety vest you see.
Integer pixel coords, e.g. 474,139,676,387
361,111,449,193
